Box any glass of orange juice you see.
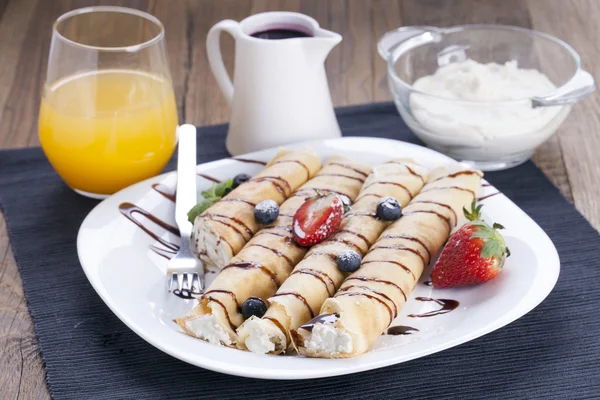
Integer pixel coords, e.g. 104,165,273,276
39,7,178,198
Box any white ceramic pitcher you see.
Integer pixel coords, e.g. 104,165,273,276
207,12,342,155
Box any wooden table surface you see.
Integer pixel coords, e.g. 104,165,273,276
1,0,599,397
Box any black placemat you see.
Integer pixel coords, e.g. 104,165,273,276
1,103,599,399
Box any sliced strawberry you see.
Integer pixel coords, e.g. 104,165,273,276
292,193,344,247
431,201,510,288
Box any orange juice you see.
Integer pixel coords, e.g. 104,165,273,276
39,69,178,196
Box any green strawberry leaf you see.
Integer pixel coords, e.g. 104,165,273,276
481,239,503,259
472,229,496,240
187,197,219,223
493,222,505,230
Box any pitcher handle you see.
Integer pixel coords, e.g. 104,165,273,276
206,20,242,105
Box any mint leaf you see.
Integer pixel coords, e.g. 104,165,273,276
201,178,233,198
214,178,233,197
187,197,218,223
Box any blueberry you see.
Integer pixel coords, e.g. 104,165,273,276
223,187,233,196
376,196,402,221
336,250,361,273
241,297,268,319
254,200,279,224
232,173,251,188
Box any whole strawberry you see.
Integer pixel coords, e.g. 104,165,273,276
293,192,346,247
431,201,510,288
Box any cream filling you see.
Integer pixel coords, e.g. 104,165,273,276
185,314,233,346
193,218,230,269
304,324,352,355
237,318,285,354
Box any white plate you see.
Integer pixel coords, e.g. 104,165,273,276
77,137,559,380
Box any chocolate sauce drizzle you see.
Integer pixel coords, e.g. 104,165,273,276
264,316,287,335
151,183,175,202
118,203,179,259
220,198,256,207
384,161,425,184
221,261,279,286
272,159,311,178
362,260,416,279
249,176,291,196
434,170,482,182
362,181,413,200
203,289,238,305
246,244,294,267
369,245,428,266
271,291,314,318
405,165,425,184
379,234,431,261
478,192,501,201
315,173,366,183
290,268,335,296
345,211,377,219
337,229,372,247
305,251,337,261
299,313,338,332
402,210,453,232
408,200,457,226
336,291,394,323
338,285,398,318
329,162,369,178
345,276,407,301
204,295,236,330
197,173,220,183
387,325,419,335
203,213,253,238
355,193,383,201
323,237,364,254
421,185,476,199
292,188,349,199
232,157,267,165
408,297,459,318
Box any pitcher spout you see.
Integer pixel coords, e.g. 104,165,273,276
310,28,342,60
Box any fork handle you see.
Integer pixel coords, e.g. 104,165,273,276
175,124,197,239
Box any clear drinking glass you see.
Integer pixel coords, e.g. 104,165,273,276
39,6,178,198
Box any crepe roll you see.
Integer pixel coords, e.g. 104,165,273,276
293,166,483,358
175,157,371,346
237,160,428,354
192,148,321,268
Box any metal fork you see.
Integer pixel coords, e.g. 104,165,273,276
167,124,204,298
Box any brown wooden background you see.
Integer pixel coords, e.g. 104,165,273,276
1,0,599,397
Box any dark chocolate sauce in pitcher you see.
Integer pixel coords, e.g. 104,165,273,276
251,26,312,40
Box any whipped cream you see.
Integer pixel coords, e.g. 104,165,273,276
303,324,352,355
185,314,233,346
406,59,570,160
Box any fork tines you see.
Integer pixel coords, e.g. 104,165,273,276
168,272,202,299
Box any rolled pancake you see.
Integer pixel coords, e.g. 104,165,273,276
193,148,321,268
237,160,428,354
175,157,371,346
293,166,483,358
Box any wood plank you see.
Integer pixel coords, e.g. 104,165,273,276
0,211,50,399
371,0,402,102
527,0,600,230
184,0,253,126
0,1,596,399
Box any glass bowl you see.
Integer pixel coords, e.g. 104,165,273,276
378,25,595,171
